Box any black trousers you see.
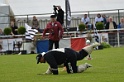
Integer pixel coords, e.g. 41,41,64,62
49,40,59,50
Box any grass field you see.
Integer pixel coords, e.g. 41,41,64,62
0,47,124,82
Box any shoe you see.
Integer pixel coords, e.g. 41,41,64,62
85,63,92,68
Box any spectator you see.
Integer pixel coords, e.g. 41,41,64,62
120,18,124,29
32,16,41,33
10,21,18,35
0,40,3,51
102,14,107,25
81,14,92,30
54,6,64,25
95,14,103,24
43,15,64,50
0,43,2,50
81,14,90,24
0,29,4,35
105,17,117,29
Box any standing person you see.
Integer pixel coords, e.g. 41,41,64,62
56,6,64,25
36,42,100,75
42,15,64,50
53,6,64,25
10,21,18,35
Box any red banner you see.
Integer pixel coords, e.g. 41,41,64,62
71,38,86,51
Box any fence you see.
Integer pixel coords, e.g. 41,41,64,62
1,9,124,29
14,9,124,29
0,29,124,46
0,29,124,54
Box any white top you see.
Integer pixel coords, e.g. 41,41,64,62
51,48,65,53
95,17,103,24
81,17,90,24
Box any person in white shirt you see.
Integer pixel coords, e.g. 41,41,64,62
81,14,90,24
95,14,103,24
81,14,92,30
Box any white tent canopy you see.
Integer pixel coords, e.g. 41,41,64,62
0,0,124,22
7,0,124,15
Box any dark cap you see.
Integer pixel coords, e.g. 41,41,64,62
50,15,56,18
36,54,42,64
36,52,46,64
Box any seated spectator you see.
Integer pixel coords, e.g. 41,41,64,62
102,14,107,26
81,14,93,30
120,18,124,29
81,14,90,24
105,17,117,29
0,29,4,35
10,21,18,35
95,14,103,24
32,16,42,33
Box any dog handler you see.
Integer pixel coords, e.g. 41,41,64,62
36,42,100,75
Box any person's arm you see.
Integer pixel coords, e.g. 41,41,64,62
81,18,84,23
32,21,35,28
45,54,58,75
64,60,77,73
101,17,104,22
45,66,52,74
64,62,71,73
11,32,14,36
15,26,18,31
95,17,98,24
87,17,90,24
36,21,39,29
58,9,64,14
105,22,109,29
70,60,78,73
113,21,117,29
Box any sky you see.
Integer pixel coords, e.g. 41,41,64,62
0,0,124,15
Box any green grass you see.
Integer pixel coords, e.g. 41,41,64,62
0,47,124,82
